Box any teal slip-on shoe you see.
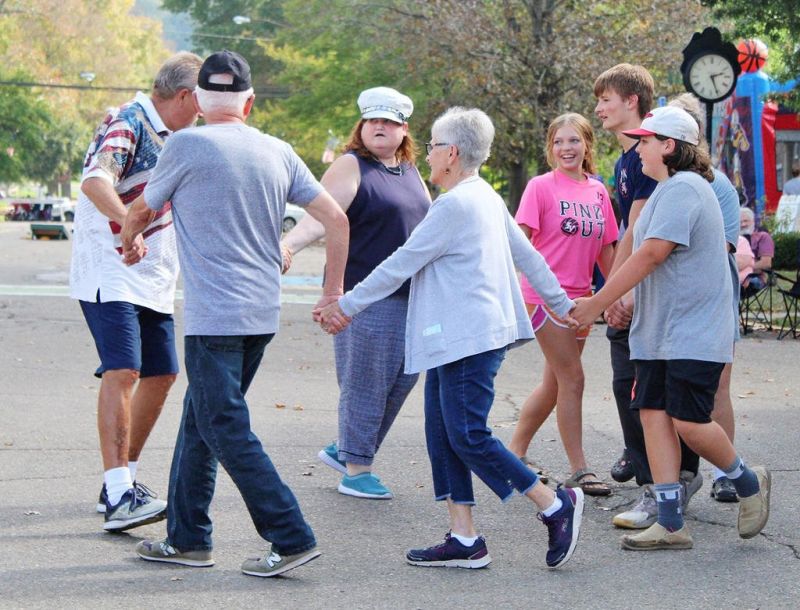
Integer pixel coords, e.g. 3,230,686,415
338,472,393,500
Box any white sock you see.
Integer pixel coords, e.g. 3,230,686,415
451,532,479,547
128,460,138,481
104,467,133,506
542,495,563,517
712,466,726,481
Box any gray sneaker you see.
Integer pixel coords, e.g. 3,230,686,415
103,487,166,532
241,546,321,577
680,470,703,511
136,539,214,567
613,486,657,529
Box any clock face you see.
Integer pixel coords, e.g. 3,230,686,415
687,53,736,102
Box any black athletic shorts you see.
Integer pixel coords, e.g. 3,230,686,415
630,359,724,424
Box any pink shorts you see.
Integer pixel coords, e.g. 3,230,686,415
527,296,591,340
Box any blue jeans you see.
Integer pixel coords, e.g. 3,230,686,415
424,346,538,504
167,335,316,555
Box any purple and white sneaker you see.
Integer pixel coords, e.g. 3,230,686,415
539,486,584,568
405,532,492,569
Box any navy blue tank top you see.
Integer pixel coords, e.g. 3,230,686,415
344,152,430,297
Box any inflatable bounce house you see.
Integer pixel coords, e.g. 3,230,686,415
712,39,798,222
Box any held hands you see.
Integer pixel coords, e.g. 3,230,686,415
604,294,634,330
280,243,293,274
312,295,352,335
121,234,148,266
569,296,603,329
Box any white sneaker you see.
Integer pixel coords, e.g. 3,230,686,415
613,486,657,529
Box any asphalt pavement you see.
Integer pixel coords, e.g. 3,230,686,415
0,221,798,609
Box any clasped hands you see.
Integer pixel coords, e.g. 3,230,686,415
569,294,633,330
312,295,351,335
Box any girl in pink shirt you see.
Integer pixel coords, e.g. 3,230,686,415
509,113,618,496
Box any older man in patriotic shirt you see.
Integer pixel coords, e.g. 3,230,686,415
69,52,202,533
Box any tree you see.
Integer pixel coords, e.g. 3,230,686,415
265,0,709,208
0,0,171,187
703,0,800,107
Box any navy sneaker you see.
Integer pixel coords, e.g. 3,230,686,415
406,532,492,569
539,486,584,569
104,487,167,532
96,481,159,514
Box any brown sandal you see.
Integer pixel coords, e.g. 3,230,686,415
565,468,612,496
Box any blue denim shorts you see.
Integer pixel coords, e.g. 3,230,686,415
79,296,179,378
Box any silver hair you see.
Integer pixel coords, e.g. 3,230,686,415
194,86,254,114
152,52,203,100
431,107,495,173
669,93,705,133
740,206,755,235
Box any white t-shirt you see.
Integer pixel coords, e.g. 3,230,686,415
69,92,179,313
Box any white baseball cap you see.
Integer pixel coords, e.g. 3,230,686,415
623,106,700,145
357,86,413,124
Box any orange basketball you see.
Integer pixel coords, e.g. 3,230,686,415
737,39,768,73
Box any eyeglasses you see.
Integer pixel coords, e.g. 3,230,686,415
425,142,450,154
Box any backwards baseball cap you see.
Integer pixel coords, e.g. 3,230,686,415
357,87,413,124
198,50,252,92
622,106,700,146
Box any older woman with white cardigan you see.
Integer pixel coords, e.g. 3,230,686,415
317,107,584,570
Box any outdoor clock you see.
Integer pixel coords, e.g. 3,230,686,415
684,51,737,103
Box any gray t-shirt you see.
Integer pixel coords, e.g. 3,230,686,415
630,171,733,363
143,123,323,335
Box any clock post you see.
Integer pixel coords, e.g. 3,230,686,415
680,27,742,146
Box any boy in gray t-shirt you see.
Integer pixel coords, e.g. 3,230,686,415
572,106,770,551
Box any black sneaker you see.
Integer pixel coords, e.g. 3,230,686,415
539,487,584,569
610,450,635,483
405,532,492,568
710,476,739,503
96,481,159,514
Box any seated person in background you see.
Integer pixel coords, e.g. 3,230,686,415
736,235,755,287
782,161,800,195
740,207,774,291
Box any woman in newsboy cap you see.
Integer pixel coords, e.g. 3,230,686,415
282,87,430,500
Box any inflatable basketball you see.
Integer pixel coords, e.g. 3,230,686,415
737,39,768,73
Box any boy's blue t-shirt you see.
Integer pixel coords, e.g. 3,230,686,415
614,142,658,229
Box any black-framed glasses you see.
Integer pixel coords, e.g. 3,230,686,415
425,142,450,154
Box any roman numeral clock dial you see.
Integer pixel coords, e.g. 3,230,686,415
686,52,736,103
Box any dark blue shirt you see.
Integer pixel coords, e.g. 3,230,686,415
344,153,430,297
614,142,657,229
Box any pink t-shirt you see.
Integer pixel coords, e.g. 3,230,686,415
515,170,619,303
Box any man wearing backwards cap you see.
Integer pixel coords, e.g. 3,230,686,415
571,105,770,551
121,50,350,576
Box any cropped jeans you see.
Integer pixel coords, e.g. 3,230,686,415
167,334,316,555
424,346,538,504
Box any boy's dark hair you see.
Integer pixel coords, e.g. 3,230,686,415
658,137,714,181
593,64,654,119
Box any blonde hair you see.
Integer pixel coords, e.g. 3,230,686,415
545,113,596,175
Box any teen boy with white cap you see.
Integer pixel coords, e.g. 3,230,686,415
571,106,771,550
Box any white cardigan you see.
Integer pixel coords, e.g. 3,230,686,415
339,175,574,374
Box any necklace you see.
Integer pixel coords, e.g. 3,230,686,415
373,155,404,176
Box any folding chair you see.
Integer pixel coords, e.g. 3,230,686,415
739,269,774,334
774,240,800,340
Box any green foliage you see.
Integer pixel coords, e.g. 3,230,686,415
771,231,800,270
0,72,54,183
703,0,800,108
